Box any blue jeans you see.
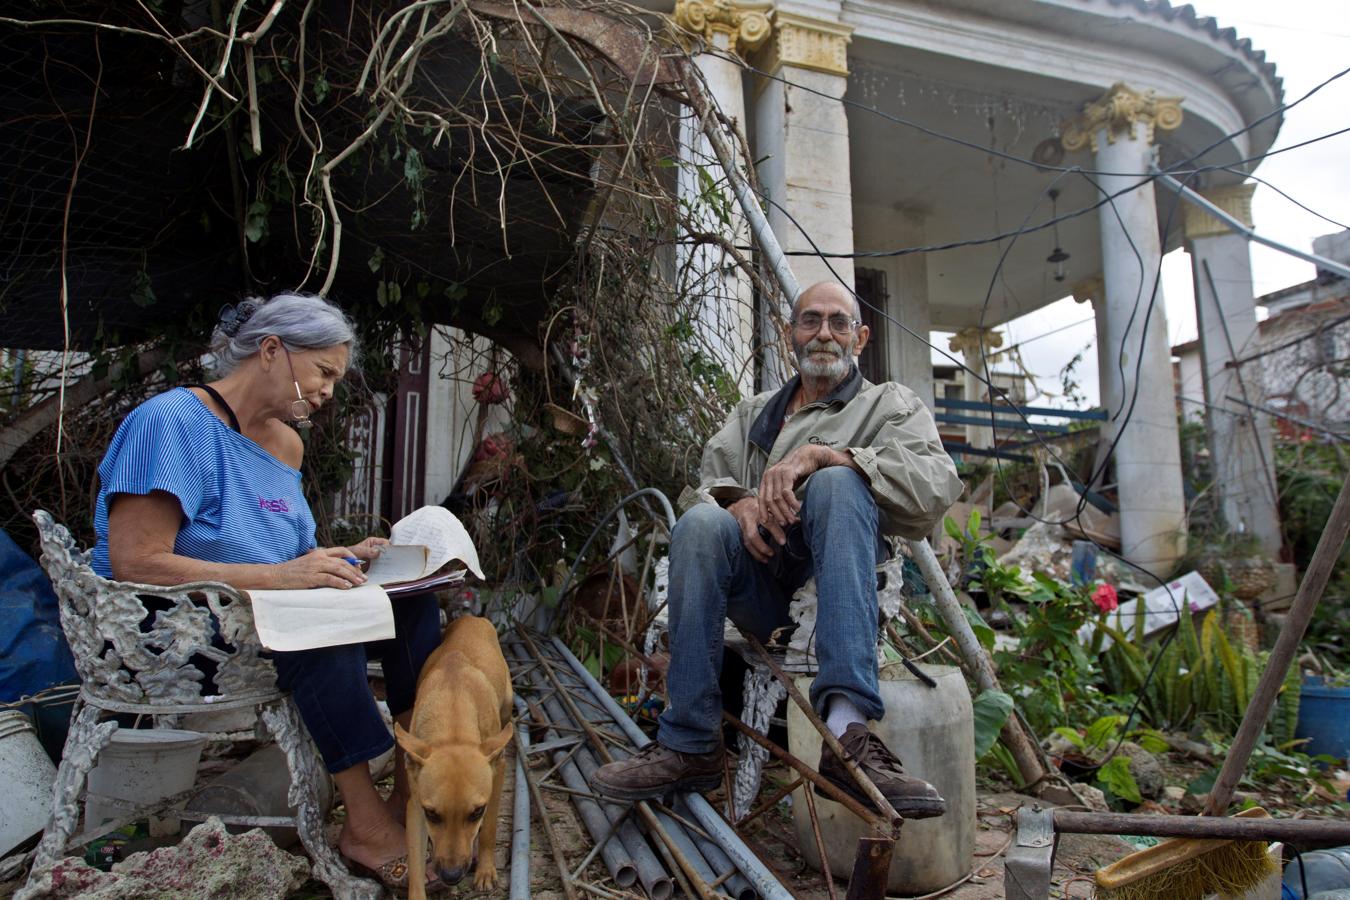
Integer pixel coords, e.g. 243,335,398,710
657,467,886,754
273,592,441,773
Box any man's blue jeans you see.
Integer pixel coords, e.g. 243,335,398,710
657,467,886,754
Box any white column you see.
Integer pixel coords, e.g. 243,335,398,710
1063,84,1187,573
1183,184,1281,555
893,251,934,406
752,9,854,387
673,1,767,398
947,328,1005,451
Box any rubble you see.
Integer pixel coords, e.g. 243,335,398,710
16,818,309,900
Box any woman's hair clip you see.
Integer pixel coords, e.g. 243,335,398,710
217,299,260,337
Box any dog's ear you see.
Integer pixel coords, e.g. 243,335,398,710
479,722,514,763
395,722,431,766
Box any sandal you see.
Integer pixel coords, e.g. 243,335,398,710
343,853,442,893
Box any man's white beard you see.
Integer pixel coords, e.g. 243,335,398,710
795,338,852,381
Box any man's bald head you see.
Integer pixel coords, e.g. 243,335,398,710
792,282,861,321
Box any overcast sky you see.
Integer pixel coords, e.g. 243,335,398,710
939,0,1350,409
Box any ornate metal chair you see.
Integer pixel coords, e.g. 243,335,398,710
25,511,378,899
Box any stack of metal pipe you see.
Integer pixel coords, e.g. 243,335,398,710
508,635,784,900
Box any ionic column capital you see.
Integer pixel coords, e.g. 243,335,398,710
755,9,853,77
947,327,1005,362
1060,83,1184,154
1182,182,1256,241
672,0,772,55
1072,275,1104,305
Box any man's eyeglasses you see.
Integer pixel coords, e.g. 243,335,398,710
792,312,860,335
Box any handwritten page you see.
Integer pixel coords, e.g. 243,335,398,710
248,584,394,651
390,506,484,580
365,544,431,585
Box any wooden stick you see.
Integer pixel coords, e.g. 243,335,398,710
1204,475,1350,816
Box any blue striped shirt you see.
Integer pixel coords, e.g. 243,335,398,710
91,388,317,578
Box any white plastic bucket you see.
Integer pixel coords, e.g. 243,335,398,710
0,710,57,857
787,664,976,894
85,728,208,837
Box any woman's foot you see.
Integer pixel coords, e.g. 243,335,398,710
384,788,408,827
337,810,407,875
338,810,439,890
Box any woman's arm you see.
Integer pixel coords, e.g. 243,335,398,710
107,490,368,590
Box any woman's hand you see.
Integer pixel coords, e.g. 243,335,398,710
348,536,389,562
273,547,369,589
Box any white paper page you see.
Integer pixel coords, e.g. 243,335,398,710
365,544,431,585
390,505,484,580
249,584,395,651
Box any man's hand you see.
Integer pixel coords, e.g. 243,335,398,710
727,497,776,563
757,445,831,529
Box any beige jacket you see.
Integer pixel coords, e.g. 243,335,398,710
693,367,963,539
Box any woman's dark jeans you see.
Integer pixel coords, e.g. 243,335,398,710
273,591,441,773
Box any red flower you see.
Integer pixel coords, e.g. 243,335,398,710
1092,583,1119,613
472,371,509,405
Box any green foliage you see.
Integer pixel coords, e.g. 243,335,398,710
971,688,1013,758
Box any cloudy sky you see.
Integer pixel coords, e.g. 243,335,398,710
939,0,1350,409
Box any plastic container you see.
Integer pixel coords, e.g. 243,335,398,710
0,709,57,856
85,728,208,837
1296,676,1350,762
183,743,333,847
786,664,975,894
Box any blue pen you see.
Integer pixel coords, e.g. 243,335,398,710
343,556,362,567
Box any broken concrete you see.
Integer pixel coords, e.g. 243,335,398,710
17,818,310,900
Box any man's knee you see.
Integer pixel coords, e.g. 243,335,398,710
803,466,874,512
672,502,739,551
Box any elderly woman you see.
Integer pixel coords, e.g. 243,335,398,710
91,292,440,890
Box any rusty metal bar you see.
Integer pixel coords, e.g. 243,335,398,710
741,632,902,834
842,837,894,900
1053,810,1350,843
721,712,889,834
801,774,838,900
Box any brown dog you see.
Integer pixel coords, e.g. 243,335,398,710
394,615,513,896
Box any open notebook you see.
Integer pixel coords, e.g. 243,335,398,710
248,506,482,652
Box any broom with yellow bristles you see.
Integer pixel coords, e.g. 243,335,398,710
1095,477,1350,900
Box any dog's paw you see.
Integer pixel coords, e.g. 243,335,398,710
473,865,499,891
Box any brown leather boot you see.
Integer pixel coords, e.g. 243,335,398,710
815,723,946,819
590,741,724,801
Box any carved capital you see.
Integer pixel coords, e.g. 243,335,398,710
1072,275,1104,305
1183,182,1255,241
1060,83,1183,153
947,327,1005,363
672,0,771,55
757,10,852,77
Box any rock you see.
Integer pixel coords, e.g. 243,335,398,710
1163,785,1187,803
1118,741,1165,800
1069,782,1109,811
18,818,310,900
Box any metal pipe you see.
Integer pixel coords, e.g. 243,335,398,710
1054,809,1350,843
1203,473,1350,817
685,57,1049,793
535,692,675,899
907,538,1048,787
512,720,581,900
549,635,795,900
674,797,758,900
535,658,754,900
510,717,533,900
520,631,708,899
514,695,641,890
1153,168,1350,281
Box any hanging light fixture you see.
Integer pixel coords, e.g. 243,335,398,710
1046,188,1071,283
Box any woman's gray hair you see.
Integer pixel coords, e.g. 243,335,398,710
210,292,358,375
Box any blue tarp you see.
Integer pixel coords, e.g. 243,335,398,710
0,527,76,702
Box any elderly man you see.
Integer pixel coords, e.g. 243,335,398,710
593,281,963,818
